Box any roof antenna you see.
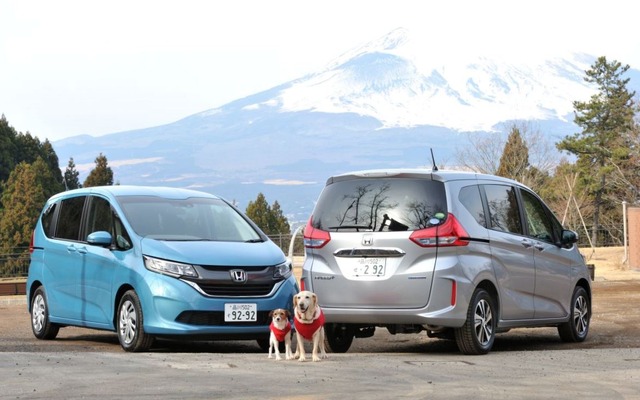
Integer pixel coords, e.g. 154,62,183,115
430,148,439,171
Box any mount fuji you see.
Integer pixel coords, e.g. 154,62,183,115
52,28,639,223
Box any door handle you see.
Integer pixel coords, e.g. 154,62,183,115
521,239,533,248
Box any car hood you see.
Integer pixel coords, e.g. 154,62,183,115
140,238,286,266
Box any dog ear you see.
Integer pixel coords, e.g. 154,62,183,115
293,294,298,308
312,293,318,307
269,310,274,317
284,309,290,318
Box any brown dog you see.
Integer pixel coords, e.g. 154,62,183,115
293,290,327,362
268,308,293,360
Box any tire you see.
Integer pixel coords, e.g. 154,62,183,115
558,286,590,342
324,323,355,353
455,288,496,355
117,290,154,352
30,286,59,340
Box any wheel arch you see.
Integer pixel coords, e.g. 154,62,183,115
27,280,43,312
112,284,136,329
475,279,500,318
575,278,592,313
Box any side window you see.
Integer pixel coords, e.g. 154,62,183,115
114,215,133,250
55,196,86,240
41,202,58,238
86,197,114,238
520,189,556,243
483,185,523,235
459,185,486,227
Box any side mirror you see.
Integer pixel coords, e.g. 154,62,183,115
87,231,113,247
560,230,578,247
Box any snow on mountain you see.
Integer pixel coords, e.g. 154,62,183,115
269,28,596,132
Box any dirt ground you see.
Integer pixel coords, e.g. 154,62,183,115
1,247,639,353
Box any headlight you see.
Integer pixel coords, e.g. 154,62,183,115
143,256,199,278
273,260,292,279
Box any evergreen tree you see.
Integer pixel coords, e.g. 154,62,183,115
0,160,52,274
40,139,64,189
83,153,114,187
64,157,82,190
269,200,291,235
496,126,529,180
14,132,42,165
245,193,290,235
246,193,271,232
0,115,17,184
557,56,637,245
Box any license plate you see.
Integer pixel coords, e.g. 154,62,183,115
224,303,257,322
351,258,386,277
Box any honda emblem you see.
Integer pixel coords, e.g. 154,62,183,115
230,269,247,283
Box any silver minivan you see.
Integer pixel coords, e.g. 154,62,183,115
301,169,591,354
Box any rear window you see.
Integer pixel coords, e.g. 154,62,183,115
311,178,447,232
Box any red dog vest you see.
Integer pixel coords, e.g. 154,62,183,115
294,308,325,341
270,320,292,342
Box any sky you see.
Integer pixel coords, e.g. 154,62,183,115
2,0,639,142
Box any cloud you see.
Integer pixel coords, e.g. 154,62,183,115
263,179,317,186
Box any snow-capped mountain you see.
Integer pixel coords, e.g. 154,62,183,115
273,28,596,131
52,28,637,222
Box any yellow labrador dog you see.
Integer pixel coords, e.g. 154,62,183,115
293,290,327,362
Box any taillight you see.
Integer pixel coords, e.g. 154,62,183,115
303,218,330,249
409,213,469,247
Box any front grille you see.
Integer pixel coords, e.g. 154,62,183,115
176,311,271,326
195,282,276,296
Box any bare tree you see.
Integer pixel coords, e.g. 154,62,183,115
455,121,559,189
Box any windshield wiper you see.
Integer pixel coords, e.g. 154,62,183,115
245,238,265,243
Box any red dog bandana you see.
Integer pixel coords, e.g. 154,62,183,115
270,320,292,342
294,308,325,341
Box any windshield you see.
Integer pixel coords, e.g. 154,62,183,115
312,178,447,232
117,196,262,242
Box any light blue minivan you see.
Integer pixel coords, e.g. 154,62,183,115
27,186,298,351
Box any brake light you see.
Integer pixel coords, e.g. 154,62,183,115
303,218,331,249
409,213,469,247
